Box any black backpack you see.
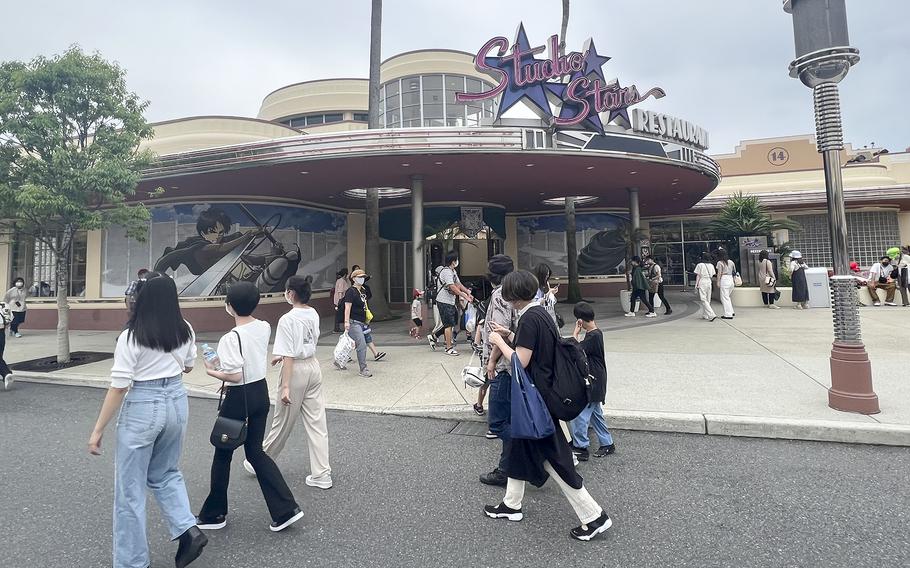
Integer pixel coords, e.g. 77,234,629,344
542,325,594,421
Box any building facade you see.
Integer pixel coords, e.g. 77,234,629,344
3,46,907,331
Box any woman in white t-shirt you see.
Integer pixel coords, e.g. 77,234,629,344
244,275,333,489
693,252,718,321
196,281,303,533
87,274,207,568
715,249,736,319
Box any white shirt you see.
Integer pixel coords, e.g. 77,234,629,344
435,266,461,305
110,322,197,388
217,319,270,386
716,260,735,278
898,254,910,269
694,262,716,285
790,260,808,272
272,307,320,360
410,299,422,320
868,262,895,282
4,287,27,312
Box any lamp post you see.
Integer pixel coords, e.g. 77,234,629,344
784,0,879,414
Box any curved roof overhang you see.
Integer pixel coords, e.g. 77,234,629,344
138,127,720,216
693,185,910,213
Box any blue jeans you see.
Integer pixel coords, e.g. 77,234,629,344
114,376,196,568
570,402,613,449
347,320,369,371
488,370,511,471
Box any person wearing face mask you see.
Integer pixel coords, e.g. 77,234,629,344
243,275,332,489
788,251,810,310
866,255,897,306
428,252,473,356
341,269,374,377
4,277,27,338
197,281,303,533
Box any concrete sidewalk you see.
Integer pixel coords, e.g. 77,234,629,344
6,291,910,446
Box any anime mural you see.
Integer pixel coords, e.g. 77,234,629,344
102,202,346,297
517,212,628,276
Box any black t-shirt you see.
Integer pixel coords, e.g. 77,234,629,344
579,328,607,403
343,287,367,323
514,305,558,394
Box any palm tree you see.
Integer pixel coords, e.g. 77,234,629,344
365,0,392,319
709,192,800,260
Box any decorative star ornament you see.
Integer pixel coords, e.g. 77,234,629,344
486,23,552,119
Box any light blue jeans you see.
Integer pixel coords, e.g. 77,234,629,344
570,402,614,449
114,376,196,568
347,320,369,372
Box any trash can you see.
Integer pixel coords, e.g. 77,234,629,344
805,267,831,308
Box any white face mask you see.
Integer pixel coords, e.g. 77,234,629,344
453,260,459,269
354,277,365,286
15,282,23,288
225,304,234,316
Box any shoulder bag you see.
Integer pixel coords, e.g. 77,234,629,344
210,330,248,450
510,352,555,440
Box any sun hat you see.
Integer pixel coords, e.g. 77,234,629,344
790,250,802,259
350,268,370,281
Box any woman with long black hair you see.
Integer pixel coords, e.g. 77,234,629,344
485,270,611,542
87,274,207,568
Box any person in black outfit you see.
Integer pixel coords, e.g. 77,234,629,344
485,270,612,542
568,302,615,461
645,256,672,315
197,282,303,533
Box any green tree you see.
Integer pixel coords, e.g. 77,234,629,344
365,0,392,319
0,47,155,363
708,192,800,244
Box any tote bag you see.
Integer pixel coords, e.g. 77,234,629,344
510,353,555,440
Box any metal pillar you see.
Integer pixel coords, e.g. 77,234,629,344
411,175,425,293
811,83,879,414
628,188,641,255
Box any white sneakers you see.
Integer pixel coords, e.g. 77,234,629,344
243,459,256,476
768,304,781,309
305,474,333,490
3,374,13,390
645,313,657,318
624,312,635,317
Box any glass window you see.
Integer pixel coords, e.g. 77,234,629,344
424,118,445,127
353,113,369,121
9,229,87,297
466,78,483,93
466,104,483,126
388,108,401,127
306,115,324,125
423,103,443,120
445,75,465,92
386,81,399,97
323,113,343,123
422,75,442,89
401,91,421,107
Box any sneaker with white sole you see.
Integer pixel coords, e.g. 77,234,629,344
3,374,13,390
484,502,523,521
873,302,881,306
885,302,897,306
305,474,333,489
445,348,459,356
358,369,373,378
243,459,256,476
624,312,635,317
269,508,304,532
427,335,438,351
570,511,612,541
196,515,226,530
374,352,387,361
645,312,657,318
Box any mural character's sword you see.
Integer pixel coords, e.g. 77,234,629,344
179,234,258,297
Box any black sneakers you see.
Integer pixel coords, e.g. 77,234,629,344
175,525,207,568
269,507,304,532
484,502,523,521
572,445,590,462
593,444,616,457
195,515,226,530
479,468,507,486
473,403,485,416
570,511,612,541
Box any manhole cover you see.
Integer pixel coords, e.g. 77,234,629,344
449,421,488,437
11,351,113,373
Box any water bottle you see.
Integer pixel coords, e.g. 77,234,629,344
202,343,221,370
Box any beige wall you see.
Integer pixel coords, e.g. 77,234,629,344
347,212,365,270
84,230,103,298
258,79,368,122
0,238,9,289
899,211,910,245
505,216,519,262
144,117,300,156
380,50,489,84
458,239,487,277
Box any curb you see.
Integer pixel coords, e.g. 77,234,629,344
12,374,910,447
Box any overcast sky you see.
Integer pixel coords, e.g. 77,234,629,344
2,0,907,154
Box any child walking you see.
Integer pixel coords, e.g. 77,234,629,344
409,289,423,338
569,302,615,461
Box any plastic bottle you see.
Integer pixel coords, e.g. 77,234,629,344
202,343,221,370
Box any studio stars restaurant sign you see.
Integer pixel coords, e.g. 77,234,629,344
457,23,709,151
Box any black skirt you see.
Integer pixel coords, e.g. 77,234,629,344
792,268,809,303
506,413,583,489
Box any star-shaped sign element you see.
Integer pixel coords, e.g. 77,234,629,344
547,81,605,133
487,23,552,120
578,39,610,83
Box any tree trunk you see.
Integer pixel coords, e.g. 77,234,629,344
565,197,582,303
55,230,73,364
364,0,392,319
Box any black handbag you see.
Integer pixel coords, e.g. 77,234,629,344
210,330,248,450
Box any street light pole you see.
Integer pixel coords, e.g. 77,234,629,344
784,0,879,414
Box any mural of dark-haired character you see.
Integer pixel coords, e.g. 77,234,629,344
154,206,301,296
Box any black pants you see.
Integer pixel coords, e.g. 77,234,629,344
0,331,11,376
761,292,775,305
629,289,653,313
199,379,298,522
334,304,345,331
10,311,25,334
648,283,671,313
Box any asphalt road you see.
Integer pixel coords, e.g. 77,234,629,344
1,382,908,568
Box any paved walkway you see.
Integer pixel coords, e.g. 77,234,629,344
6,291,910,445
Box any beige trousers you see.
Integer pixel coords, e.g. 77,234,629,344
262,357,331,478
503,461,603,525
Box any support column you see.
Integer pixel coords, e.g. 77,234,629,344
411,175,425,293
84,230,103,298
628,187,641,255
